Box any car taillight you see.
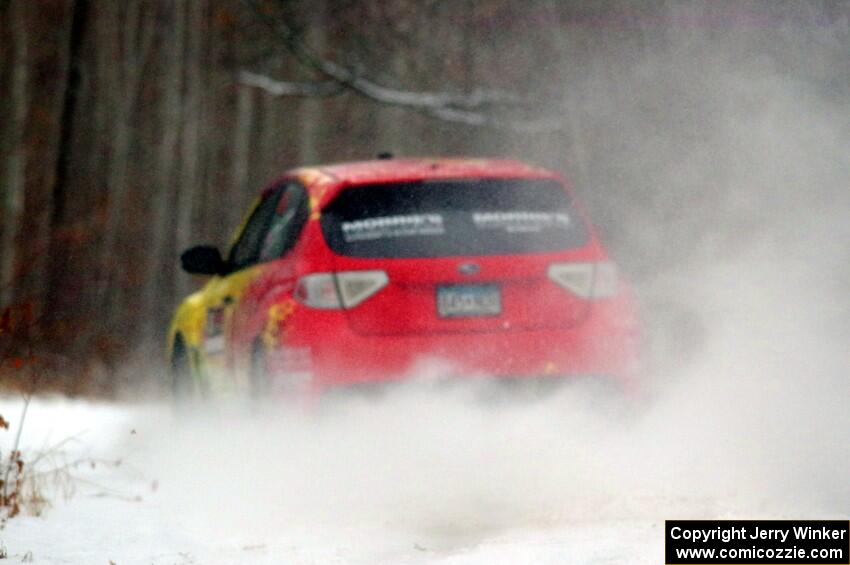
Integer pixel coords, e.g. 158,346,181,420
294,270,389,309
547,261,618,299
336,270,389,307
294,273,340,308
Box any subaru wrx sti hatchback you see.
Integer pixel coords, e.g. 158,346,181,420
168,158,639,397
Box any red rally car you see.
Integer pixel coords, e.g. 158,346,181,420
168,157,640,397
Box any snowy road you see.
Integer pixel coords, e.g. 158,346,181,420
1,395,666,564
3,355,847,565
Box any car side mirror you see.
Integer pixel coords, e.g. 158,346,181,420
180,245,227,276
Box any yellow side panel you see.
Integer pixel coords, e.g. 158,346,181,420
167,288,210,353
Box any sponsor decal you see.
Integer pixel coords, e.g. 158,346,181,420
262,298,297,349
341,214,445,242
472,211,570,233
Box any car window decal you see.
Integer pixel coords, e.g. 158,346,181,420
471,211,571,233
341,213,445,242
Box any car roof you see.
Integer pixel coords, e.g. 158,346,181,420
312,157,556,185
286,157,557,189
267,158,566,209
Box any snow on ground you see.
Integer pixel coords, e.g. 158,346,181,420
2,347,847,565
1,393,667,565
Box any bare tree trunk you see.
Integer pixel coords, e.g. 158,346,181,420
174,0,204,300
0,0,28,307
141,0,186,346
230,84,255,228
42,0,89,336
258,90,279,175
96,2,155,326
296,0,326,165
197,8,218,244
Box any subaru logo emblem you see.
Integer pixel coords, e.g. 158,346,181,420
458,262,480,276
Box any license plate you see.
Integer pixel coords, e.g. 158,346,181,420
437,284,501,318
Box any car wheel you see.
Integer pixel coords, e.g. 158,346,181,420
171,336,195,399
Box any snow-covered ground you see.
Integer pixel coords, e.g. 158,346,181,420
2,353,847,565
2,393,667,565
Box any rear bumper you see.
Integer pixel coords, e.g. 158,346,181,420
265,301,640,393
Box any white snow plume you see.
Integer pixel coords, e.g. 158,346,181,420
130,20,850,561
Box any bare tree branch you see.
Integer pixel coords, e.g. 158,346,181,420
239,0,565,133
240,67,562,132
238,70,342,97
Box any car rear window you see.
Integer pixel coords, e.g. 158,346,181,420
320,178,588,258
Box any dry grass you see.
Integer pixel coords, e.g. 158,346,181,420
1,303,120,525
